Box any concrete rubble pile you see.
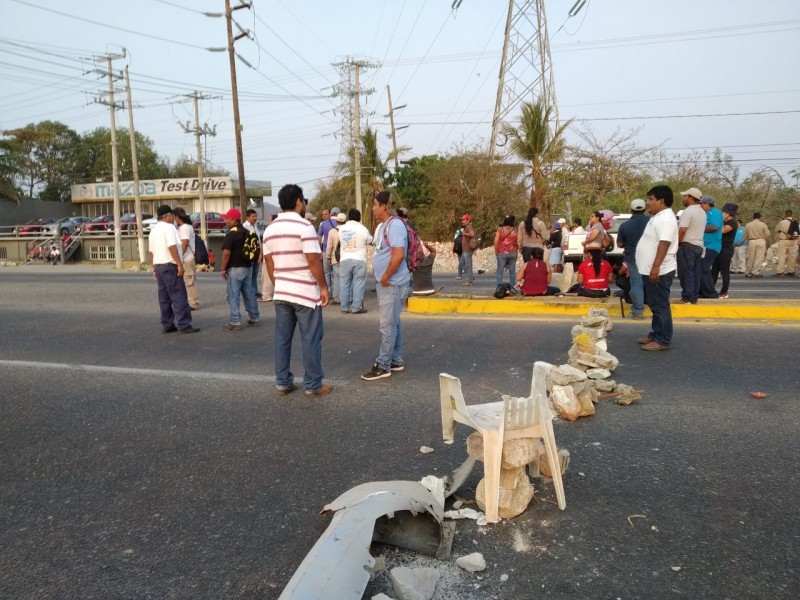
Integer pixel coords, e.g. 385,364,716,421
548,308,642,421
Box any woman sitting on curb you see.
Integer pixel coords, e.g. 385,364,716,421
515,247,560,296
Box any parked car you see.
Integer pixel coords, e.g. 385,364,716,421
142,216,158,233
43,216,90,237
17,218,56,236
68,216,92,233
120,212,153,233
561,214,628,265
191,212,226,231
83,215,115,234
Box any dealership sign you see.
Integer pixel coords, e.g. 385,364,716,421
71,177,232,202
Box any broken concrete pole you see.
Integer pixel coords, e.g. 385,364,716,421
456,552,487,572
476,472,535,519
539,448,571,478
585,367,612,380
466,433,540,469
390,566,440,600
548,364,589,386
551,384,581,421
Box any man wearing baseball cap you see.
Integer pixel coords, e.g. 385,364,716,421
676,187,705,304
220,207,260,331
459,214,476,286
616,198,650,319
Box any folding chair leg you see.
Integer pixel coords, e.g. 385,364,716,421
481,430,504,523
543,420,566,510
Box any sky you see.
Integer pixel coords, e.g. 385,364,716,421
2,0,799,197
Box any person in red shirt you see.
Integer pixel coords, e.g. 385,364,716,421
515,247,560,296
576,253,613,297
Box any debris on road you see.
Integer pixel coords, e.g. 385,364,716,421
456,552,487,572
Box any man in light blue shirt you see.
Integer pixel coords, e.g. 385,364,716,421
362,191,410,381
699,196,723,299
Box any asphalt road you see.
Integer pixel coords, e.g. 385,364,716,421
1,266,798,600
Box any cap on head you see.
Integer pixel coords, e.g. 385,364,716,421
699,196,715,205
221,208,241,220
330,207,341,215
335,212,346,223
721,203,738,216
557,218,566,224
630,198,646,211
461,214,472,222
680,187,703,201
157,204,173,218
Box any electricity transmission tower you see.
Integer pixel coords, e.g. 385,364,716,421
489,0,559,153
331,57,379,215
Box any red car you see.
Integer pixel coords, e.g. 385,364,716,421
83,215,115,234
17,218,56,236
191,212,226,231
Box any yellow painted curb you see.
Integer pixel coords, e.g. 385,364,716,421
407,295,800,321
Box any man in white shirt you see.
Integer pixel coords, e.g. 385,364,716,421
173,208,199,310
676,187,705,304
336,208,373,313
148,205,198,334
635,186,678,351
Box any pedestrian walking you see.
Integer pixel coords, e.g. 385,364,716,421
635,185,679,351
263,184,332,397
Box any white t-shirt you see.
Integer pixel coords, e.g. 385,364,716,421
678,204,706,246
636,208,678,275
148,220,181,265
178,222,195,261
337,220,373,262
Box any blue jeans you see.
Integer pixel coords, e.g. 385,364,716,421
643,271,675,346
251,260,260,298
496,253,517,285
155,263,192,330
627,260,645,316
339,259,367,312
331,263,340,302
376,283,407,370
226,266,260,325
461,251,474,282
676,243,703,302
274,300,324,392
699,249,719,298
457,252,464,277
323,258,332,291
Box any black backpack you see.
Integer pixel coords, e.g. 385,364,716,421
241,228,260,263
194,235,209,265
788,218,800,237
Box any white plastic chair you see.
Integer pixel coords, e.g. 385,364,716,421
439,361,566,523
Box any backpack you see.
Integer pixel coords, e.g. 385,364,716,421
468,232,482,250
194,234,209,265
453,233,463,255
334,239,341,263
383,216,424,272
494,282,517,299
237,226,259,263
788,218,800,237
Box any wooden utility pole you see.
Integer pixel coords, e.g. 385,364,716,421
192,92,207,240
225,0,251,215
386,85,399,171
124,66,145,266
353,63,363,216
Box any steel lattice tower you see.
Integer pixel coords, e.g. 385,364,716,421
489,0,558,152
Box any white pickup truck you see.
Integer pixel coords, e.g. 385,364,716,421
560,214,630,265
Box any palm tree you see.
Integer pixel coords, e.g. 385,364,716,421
502,98,572,219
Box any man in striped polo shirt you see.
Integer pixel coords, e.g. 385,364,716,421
263,184,332,398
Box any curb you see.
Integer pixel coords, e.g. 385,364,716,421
407,295,800,321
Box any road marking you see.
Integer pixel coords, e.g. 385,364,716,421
0,359,278,383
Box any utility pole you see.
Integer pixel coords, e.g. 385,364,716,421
224,0,252,215
123,66,145,267
94,51,126,270
386,85,399,172
181,92,217,241
331,57,379,216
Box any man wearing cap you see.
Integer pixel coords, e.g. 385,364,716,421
325,212,347,305
317,207,340,294
264,184,332,397
773,209,798,277
220,208,260,331
712,203,739,299
743,212,772,277
698,196,722,299
361,191,410,381
459,214,476,286
173,208,200,311
676,187,705,304
616,199,650,319
636,185,678,351
148,205,198,334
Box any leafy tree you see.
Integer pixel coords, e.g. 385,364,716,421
502,98,572,219
168,154,230,178
0,137,22,204
76,127,169,183
385,154,440,214
5,121,81,201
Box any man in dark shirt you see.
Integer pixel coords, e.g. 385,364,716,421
220,208,259,331
616,199,650,319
